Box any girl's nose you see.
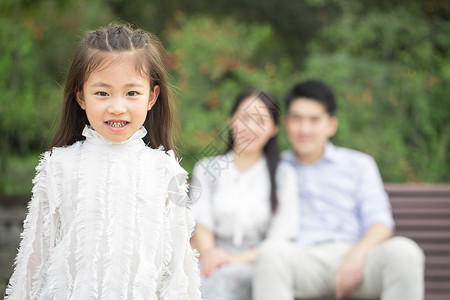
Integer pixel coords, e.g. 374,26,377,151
107,98,127,114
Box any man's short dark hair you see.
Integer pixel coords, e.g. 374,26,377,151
285,80,336,116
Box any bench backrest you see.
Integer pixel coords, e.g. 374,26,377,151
386,184,450,300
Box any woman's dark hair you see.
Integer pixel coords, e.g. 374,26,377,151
49,23,178,156
225,89,280,213
285,79,336,116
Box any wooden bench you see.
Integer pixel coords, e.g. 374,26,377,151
388,184,450,300
297,183,450,300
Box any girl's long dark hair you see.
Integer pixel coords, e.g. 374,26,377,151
49,23,178,157
226,89,280,213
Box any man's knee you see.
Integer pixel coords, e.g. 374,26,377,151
379,236,425,272
386,237,424,262
253,240,297,300
256,239,293,265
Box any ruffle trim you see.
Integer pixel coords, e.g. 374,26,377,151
158,155,201,299
5,143,201,299
82,125,147,145
5,152,52,299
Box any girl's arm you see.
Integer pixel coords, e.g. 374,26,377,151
5,152,53,300
159,158,201,300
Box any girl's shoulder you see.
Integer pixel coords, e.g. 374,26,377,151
146,147,190,207
44,141,84,163
144,146,187,177
144,146,179,165
32,142,84,183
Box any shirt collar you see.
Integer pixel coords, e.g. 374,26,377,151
322,142,338,162
82,125,147,146
282,150,299,166
283,142,337,165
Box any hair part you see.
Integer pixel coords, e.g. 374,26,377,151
225,88,280,213
285,79,336,116
49,23,178,156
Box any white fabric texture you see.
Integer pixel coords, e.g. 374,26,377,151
191,152,298,246
5,126,201,300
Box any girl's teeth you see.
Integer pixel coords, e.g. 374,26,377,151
108,121,127,128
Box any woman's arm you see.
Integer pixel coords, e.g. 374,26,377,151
192,223,233,277
191,223,215,255
228,247,258,264
192,224,260,267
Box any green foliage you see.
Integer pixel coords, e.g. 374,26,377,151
1,154,40,195
166,7,449,182
0,0,115,195
1,0,449,196
302,1,450,182
166,14,299,172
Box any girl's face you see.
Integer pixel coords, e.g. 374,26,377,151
230,96,277,155
77,55,159,143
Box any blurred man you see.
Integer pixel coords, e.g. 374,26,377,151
253,80,425,300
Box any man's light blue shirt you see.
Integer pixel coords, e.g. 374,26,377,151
282,143,395,246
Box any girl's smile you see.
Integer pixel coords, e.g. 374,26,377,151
106,120,128,128
76,54,159,143
106,120,129,133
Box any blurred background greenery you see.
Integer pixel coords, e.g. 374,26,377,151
1,0,449,196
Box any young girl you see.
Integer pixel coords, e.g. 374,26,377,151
5,24,201,299
190,89,298,299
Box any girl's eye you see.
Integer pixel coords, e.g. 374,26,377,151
96,91,109,96
127,91,139,96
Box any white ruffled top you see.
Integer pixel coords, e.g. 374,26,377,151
5,126,201,300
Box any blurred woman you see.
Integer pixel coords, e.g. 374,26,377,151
190,89,298,300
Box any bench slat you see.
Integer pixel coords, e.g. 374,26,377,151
393,231,450,240
391,203,450,209
425,268,450,277
389,196,450,203
424,295,450,300
385,183,450,194
426,256,450,265
411,243,450,251
393,207,450,214
394,219,450,227
426,281,450,290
